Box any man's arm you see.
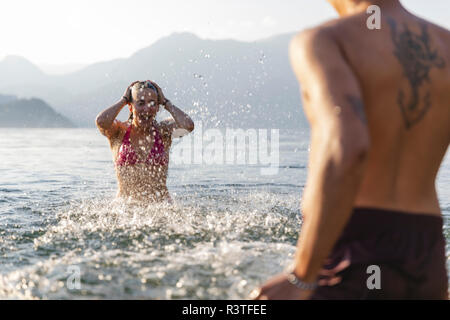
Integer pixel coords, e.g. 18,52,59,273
254,28,370,299
290,28,370,284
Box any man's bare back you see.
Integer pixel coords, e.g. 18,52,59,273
255,1,449,300
328,7,450,215
297,5,450,216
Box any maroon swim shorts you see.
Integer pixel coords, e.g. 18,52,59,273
310,207,448,299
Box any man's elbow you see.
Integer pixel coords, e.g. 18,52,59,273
341,130,370,168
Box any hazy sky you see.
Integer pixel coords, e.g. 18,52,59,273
0,0,448,71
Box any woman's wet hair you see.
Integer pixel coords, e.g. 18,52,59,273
128,110,134,123
128,81,159,123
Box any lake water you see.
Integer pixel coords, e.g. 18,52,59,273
0,128,449,299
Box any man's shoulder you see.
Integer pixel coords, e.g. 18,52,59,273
424,18,450,49
414,15,450,36
289,15,358,54
289,21,343,70
407,15,450,61
291,22,337,48
296,13,365,33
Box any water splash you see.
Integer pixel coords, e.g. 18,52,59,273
1,191,302,299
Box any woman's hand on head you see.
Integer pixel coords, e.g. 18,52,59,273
148,80,167,106
122,81,140,105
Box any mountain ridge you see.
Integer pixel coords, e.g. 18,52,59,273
0,97,75,128
0,31,306,129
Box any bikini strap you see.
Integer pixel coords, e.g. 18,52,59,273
122,124,132,144
152,122,164,146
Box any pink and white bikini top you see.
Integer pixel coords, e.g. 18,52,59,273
116,122,168,167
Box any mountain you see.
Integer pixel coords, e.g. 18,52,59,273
0,32,307,129
0,56,46,87
0,98,75,128
38,63,88,75
0,94,17,104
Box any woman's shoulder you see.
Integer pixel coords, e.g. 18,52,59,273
109,120,130,143
154,120,172,148
159,118,191,139
115,119,130,130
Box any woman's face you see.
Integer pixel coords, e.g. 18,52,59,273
131,87,159,122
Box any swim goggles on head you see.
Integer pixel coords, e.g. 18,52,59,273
143,81,157,92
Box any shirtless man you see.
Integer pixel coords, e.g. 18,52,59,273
254,0,449,299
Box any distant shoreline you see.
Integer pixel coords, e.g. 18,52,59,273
0,96,75,128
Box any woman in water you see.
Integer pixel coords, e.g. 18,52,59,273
96,80,194,202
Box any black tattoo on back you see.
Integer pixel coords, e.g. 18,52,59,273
345,95,367,125
387,18,446,129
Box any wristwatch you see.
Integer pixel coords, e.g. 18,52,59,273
286,269,318,290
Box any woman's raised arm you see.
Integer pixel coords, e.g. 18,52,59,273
95,81,138,138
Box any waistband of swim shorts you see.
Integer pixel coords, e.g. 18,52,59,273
338,207,444,241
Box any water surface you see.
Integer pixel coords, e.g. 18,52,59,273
0,128,448,299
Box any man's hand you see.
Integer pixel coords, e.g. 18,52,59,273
251,273,314,300
251,250,351,300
